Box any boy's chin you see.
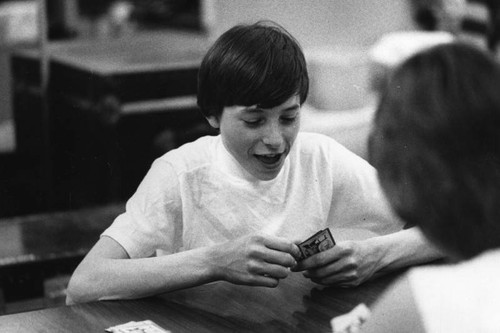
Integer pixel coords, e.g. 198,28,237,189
255,173,280,181
250,165,283,181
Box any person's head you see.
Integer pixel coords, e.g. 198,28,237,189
197,21,309,180
411,0,466,33
369,42,500,260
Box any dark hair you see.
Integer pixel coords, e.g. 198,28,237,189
414,7,437,31
197,21,309,119
369,42,500,259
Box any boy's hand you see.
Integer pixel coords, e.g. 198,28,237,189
292,239,382,287
211,233,301,287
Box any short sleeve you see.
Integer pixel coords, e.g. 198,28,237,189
102,159,183,258
325,139,404,240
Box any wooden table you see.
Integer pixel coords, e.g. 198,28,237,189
0,269,402,332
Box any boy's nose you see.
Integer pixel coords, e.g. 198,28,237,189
262,124,284,147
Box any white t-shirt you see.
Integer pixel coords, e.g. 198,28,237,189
102,132,402,258
409,249,500,333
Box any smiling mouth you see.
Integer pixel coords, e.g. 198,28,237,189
254,153,283,166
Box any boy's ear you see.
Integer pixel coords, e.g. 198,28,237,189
206,116,220,129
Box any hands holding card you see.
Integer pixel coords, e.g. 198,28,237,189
210,228,384,289
210,233,301,287
297,228,336,260
292,229,384,287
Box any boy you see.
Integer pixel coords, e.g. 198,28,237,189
66,21,441,304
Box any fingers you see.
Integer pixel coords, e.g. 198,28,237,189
247,257,292,279
291,241,371,287
244,234,299,267
304,254,366,286
245,274,280,288
262,234,302,260
224,234,298,287
308,272,363,287
237,259,292,288
304,255,355,278
261,247,297,268
220,233,303,287
292,244,347,272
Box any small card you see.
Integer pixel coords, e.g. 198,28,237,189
105,320,171,333
298,228,335,260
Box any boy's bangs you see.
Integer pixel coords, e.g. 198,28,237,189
226,30,308,108
244,59,305,109
197,21,309,117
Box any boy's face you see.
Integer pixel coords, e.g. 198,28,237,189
208,95,301,180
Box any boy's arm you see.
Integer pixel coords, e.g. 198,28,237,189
292,227,444,287
66,236,216,304
66,234,300,304
364,227,444,276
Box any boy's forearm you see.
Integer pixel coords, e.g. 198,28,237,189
67,246,218,304
107,247,219,299
365,227,445,275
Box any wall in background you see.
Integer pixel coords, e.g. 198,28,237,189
205,0,415,49
0,0,415,124
200,0,417,157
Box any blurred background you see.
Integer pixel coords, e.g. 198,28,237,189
0,0,497,315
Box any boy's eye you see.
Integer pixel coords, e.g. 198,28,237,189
243,119,262,126
281,116,297,124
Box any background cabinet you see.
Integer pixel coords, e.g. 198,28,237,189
13,32,216,211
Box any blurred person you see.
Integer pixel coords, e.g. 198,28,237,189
332,42,500,332
411,0,466,33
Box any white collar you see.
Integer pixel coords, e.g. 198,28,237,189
215,135,290,186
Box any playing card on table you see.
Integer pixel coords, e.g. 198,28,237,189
298,228,335,260
105,320,171,333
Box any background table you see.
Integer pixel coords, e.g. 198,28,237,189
0,269,403,332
